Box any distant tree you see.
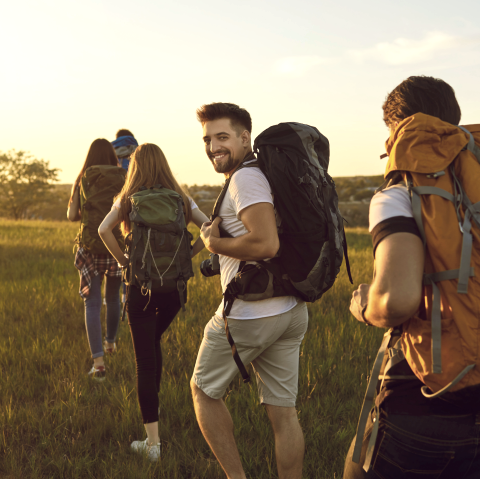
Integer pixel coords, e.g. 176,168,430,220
354,188,375,201
0,150,59,220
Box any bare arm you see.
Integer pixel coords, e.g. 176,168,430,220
98,208,127,267
350,232,424,328
200,202,279,261
67,185,81,222
190,207,209,258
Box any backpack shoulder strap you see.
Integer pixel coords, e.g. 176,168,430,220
375,171,405,194
211,180,231,221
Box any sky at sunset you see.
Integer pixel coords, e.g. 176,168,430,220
1,0,480,186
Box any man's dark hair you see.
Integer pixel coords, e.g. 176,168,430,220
196,103,252,134
116,129,134,139
383,76,461,127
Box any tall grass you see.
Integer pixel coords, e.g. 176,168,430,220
0,219,381,478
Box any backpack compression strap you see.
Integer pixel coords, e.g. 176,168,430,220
342,228,354,285
317,172,354,285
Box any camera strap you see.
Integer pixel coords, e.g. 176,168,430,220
221,261,251,383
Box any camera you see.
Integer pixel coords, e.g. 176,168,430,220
200,253,221,277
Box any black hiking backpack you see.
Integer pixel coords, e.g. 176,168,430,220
213,122,353,382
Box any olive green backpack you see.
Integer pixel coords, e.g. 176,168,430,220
123,185,194,312
75,165,126,254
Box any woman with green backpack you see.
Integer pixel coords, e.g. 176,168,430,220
68,139,126,381
99,143,208,462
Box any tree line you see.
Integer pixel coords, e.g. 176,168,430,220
0,150,60,220
0,150,383,225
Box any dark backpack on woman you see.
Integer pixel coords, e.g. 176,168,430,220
122,185,194,313
75,165,126,254
213,122,352,382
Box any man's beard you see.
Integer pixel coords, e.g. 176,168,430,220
209,150,241,174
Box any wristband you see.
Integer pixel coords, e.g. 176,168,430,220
361,304,373,326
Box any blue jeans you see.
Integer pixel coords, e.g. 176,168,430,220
343,409,480,478
84,273,121,359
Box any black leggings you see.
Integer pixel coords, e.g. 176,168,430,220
126,285,183,424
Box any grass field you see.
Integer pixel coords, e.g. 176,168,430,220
0,219,382,478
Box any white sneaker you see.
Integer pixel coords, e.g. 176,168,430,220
131,438,161,462
87,365,106,382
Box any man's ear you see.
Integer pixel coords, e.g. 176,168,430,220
241,130,251,147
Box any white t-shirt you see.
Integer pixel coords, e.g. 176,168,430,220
214,165,297,320
369,185,413,231
113,196,198,210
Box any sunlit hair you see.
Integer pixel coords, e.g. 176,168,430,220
116,129,134,139
196,102,252,134
70,139,118,204
383,76,461,128
115,143,192,235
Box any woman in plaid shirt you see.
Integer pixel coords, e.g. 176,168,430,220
68,139,123,382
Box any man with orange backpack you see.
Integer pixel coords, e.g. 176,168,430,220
343,76,480,478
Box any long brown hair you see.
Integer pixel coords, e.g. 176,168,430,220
115,143,192,235
69,139,118,204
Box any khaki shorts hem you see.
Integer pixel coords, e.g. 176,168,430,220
260,395,296,408
192,375,225,400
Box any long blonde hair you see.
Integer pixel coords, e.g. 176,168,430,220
115,143,192,235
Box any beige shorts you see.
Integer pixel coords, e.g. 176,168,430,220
192,301,308,407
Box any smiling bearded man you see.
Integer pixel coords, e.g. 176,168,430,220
190,102,308,479
205,122,240,174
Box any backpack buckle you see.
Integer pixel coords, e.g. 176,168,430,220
177,278,186,293
226,281,241,297
426,171,445,179
298,174,312,185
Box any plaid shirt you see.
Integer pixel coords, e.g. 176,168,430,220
74,247,122,298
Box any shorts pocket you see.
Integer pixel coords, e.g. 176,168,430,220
373,431,455,478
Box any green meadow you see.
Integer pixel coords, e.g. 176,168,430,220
0,219,382,478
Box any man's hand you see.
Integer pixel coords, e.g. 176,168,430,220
350,284,370,324
200,217,222,252
199,203,279,261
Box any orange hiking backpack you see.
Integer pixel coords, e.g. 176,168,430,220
385,113,480,396
352,114,480,470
